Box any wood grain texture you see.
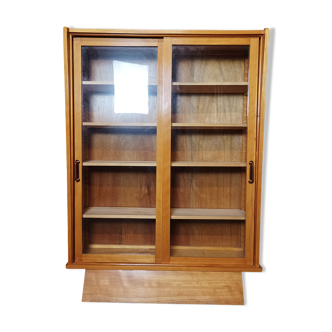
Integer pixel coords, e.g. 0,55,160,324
63,27,74,264
66,31,267,272
83,218,155,249
169,256,245,265
83,91,157,123
73,38,83,261
78,38,160,46
171,167,244,209
170,208,245,220
160,38,172,262
83,122,157,127
172,83,248,94
68,262,262,272
172,94,244,124
82,270,244,304
69,28,263,35
83,127,156,162
170,220,243,249
171,247,244,258
244,38,259,265
83,207,156,219
86,167,156,208
171,129,244,162
85,247,155,255
82,254,155,263
83,161,156,166
155,40,164,263
240,59,248,211
172,37,250,45
171,162,246,167
255,29,269,266
172,123,247,129
172,48,247,83
85,244,155,256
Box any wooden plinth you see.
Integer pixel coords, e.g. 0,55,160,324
82,270,244,305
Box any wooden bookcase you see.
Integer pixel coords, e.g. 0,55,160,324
64,28,269,303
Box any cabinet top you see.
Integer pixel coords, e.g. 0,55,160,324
66,28,268,36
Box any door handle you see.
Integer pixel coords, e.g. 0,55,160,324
248,161,254,184
74,160,80,182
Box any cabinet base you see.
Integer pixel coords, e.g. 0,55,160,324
82,270,244,305
67,262,262,272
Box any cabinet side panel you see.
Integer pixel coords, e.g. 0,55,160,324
63,27,74,264
254,27,270,266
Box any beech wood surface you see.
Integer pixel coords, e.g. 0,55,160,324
82,270,244,304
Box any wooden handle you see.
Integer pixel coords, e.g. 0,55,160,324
248,161,254,184
75,160,80,182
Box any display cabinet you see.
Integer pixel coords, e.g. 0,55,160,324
63,28,269,304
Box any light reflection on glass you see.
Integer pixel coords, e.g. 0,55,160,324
113,60,149,114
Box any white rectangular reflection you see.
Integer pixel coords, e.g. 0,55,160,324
113,60,149,114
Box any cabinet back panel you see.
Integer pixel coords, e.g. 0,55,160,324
171,94,244,123
171,220,243,248
83,91,157,123
85,219,155,246
172,129,243,162
173,58,246,82
86,167,156,208
82,47,158,82
171,167,243,209
85,128,156,161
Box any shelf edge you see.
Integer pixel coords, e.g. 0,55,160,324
171,162,247,167
83,161,157,167
83,122,157,127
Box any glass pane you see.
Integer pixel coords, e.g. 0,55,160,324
81,46,158,256
170,45,249,259
82,47,158,123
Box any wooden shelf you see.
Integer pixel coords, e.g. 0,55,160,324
83,122,157,128
170,246,244,258
83,81,116,85
82,81,247,93
84,244,243,258
83,207,156,219
85,244,155,255
83,161,156,167
172,123,247,129
171,161,246,167
82,81,157,92
171,208,245,220
82,81,157,86
83,207,244,220
84,122,247,129
172,82,248,94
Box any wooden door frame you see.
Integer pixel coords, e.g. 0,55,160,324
73,37,163,263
